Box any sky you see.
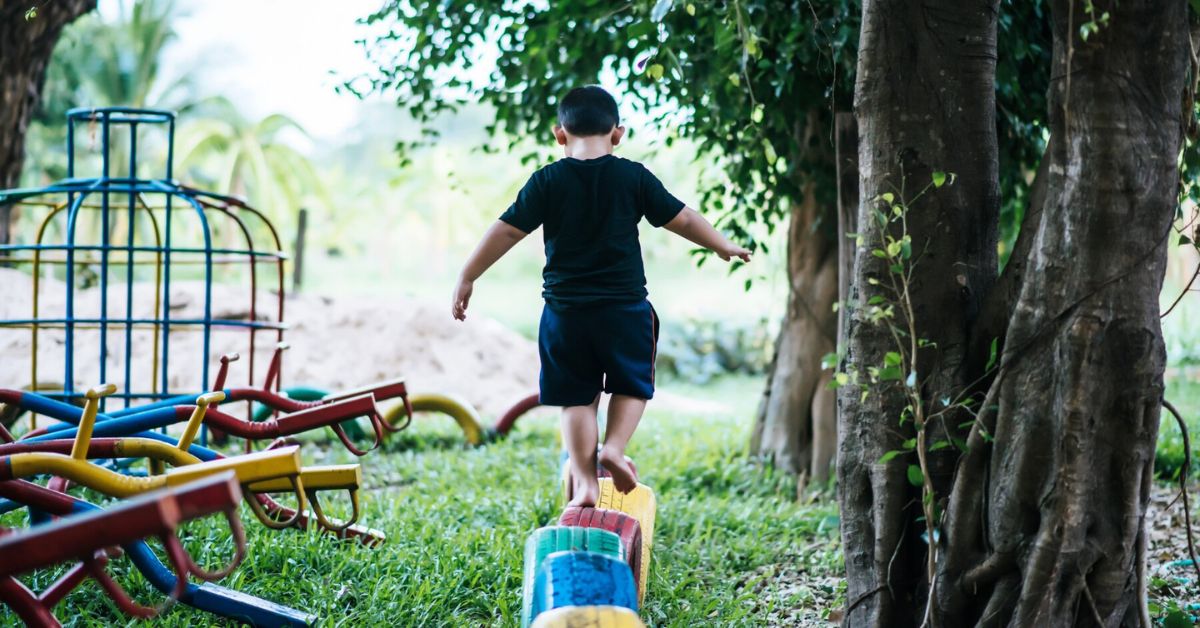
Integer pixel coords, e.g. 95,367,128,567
148,0,386,141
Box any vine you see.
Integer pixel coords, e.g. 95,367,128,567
829,167,981,628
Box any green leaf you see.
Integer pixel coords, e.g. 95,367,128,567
820,352,839,370
651,0,675,22
929,440,951,452
985,337,999,371
879,192,894,204
686,3,696,16
886,241,902,257
647,63,665,81
835,372,849,386
762,138,777,165
24,6,37,20
907,464,924,487
867,295,886,305
1180,234,1194,246
1163,608,1192,628
871,249,887,259
884,352,902,366
879,366,903,381
932,171,946,188
901,438,917,449
878,450,904,464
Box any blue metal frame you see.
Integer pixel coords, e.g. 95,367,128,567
0,107,290,442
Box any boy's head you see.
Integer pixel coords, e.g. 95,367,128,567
555,85,624,146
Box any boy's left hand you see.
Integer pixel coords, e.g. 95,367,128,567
718,244,752,263
452,277,474,321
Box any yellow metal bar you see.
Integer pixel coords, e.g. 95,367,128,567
71,384,117,460
8,453,165,497
246,464,360,493
28,199,71,431
177,391,224,451
4,445,302,499
111,438,202,467
164,446,302,488
134,192,164,398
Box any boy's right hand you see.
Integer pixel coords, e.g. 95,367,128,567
451,277,474,321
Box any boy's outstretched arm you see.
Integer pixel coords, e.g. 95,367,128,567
452,220,528,321
663,207,752,262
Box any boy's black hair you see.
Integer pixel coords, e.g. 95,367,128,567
557,85,620,137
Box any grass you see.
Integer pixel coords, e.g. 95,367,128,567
0,375,841,627
6,376,1198,626
1157,375,1200,478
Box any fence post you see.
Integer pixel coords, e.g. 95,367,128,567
293,208,308,293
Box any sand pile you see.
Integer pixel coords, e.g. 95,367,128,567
0,268,539,418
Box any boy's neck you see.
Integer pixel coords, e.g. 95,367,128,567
563,136,614,160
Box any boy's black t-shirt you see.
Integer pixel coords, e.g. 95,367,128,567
499,154,685,309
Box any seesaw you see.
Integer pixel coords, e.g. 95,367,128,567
0,472,245,626
2,387,379,542
0,476,315,626
11,382,387,457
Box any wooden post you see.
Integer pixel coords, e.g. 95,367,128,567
834,112,859,354
292,208,308,293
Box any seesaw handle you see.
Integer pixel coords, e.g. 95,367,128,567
71,384,118,461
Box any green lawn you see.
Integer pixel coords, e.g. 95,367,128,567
7,374,1200,626
1,375,841,627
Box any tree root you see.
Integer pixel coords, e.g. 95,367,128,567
1161,400,1200,584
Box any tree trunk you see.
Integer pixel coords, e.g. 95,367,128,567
0,0,94,242
751,184,839,484
751,108,841,485
838,1,1001,625
936,1,1189,625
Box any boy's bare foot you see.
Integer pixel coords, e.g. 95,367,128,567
568,474,599,507
598,446,638,494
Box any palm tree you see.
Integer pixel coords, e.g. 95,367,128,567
174,96,329,232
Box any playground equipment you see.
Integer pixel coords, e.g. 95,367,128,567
0,108,290,442
520,452,658,626
0,472,245,626
0,107,394,624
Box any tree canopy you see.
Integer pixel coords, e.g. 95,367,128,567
358,0,1064,259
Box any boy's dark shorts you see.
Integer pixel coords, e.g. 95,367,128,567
538,299,660,407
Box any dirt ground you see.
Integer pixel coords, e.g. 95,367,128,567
0,268,540,419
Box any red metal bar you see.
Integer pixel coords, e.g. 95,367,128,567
0,474,240,578
492,392,541,436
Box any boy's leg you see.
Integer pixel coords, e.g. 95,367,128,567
598,394,645,494
563,394,602,507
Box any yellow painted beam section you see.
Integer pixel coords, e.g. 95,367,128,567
597,478,657,605
530,606,645,628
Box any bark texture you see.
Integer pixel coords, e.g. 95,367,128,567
0,0,95,242
751,110,840,484
839,1,1000,626
937,1,1189,625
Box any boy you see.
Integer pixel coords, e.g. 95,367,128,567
451,85,750,507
